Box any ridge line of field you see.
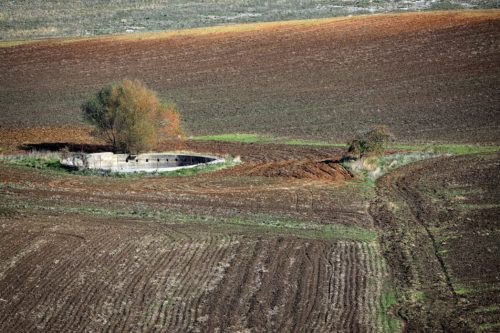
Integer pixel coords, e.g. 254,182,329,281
1,9,499,48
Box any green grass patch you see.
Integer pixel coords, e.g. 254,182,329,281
411,290,426,302
193,133,274,143
9,197,377,242
479,322,500,332
454,284,500,296
390,143,500,155
379,290,401,333
346,174,377,197
193,133,500,155
343,151,438,185
459,203,500,210
474,305,499,314
93,206,377,242
282,139,344,147
455,285,474,296
192,133,344,146
0,153,67,171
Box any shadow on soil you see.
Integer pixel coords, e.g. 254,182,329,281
21,142,113,153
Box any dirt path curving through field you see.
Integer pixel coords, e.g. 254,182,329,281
370,153,500,332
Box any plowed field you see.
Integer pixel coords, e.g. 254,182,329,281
1,11,500,143
0,140,397,332
1,10,499,333
371,153,500,332
0,216,388,332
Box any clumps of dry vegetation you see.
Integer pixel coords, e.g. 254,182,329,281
346,125,394,159
82,79,182,154
342,125,436,182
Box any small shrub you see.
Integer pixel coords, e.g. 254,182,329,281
346,125,394,159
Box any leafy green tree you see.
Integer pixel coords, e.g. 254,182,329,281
82,79,182,154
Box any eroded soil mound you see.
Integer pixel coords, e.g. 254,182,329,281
243,159,353,182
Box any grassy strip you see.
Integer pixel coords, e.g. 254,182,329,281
0,153,66,170
479,322,500,332
192,133,500,154
474,305,499,314
390,143,500,155
193,133,275,143
343,151,439,189
3,195,376,242
454,284,500,296
73,206,377,242
380,290,401,333
193,133,344,147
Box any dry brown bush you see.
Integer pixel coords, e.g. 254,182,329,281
82,79,182,154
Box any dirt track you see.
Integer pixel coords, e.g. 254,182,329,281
1,11,499,143
371,153,500,332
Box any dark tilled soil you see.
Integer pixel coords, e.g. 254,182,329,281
371,153,500,332
1,11,499,143
0,141,386,332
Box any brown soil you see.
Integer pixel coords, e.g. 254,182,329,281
0,139,368,226
0,139,386,332
1,11,499,143
0,214,386,332
242,158,353,182
0,126,353,181
371,153,500,332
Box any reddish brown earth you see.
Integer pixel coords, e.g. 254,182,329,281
371,153,500,332
1,11,499,143
241,158,353,182
1,130,498,332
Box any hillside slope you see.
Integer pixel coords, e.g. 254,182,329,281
1,1,498,41
0,11,499,143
